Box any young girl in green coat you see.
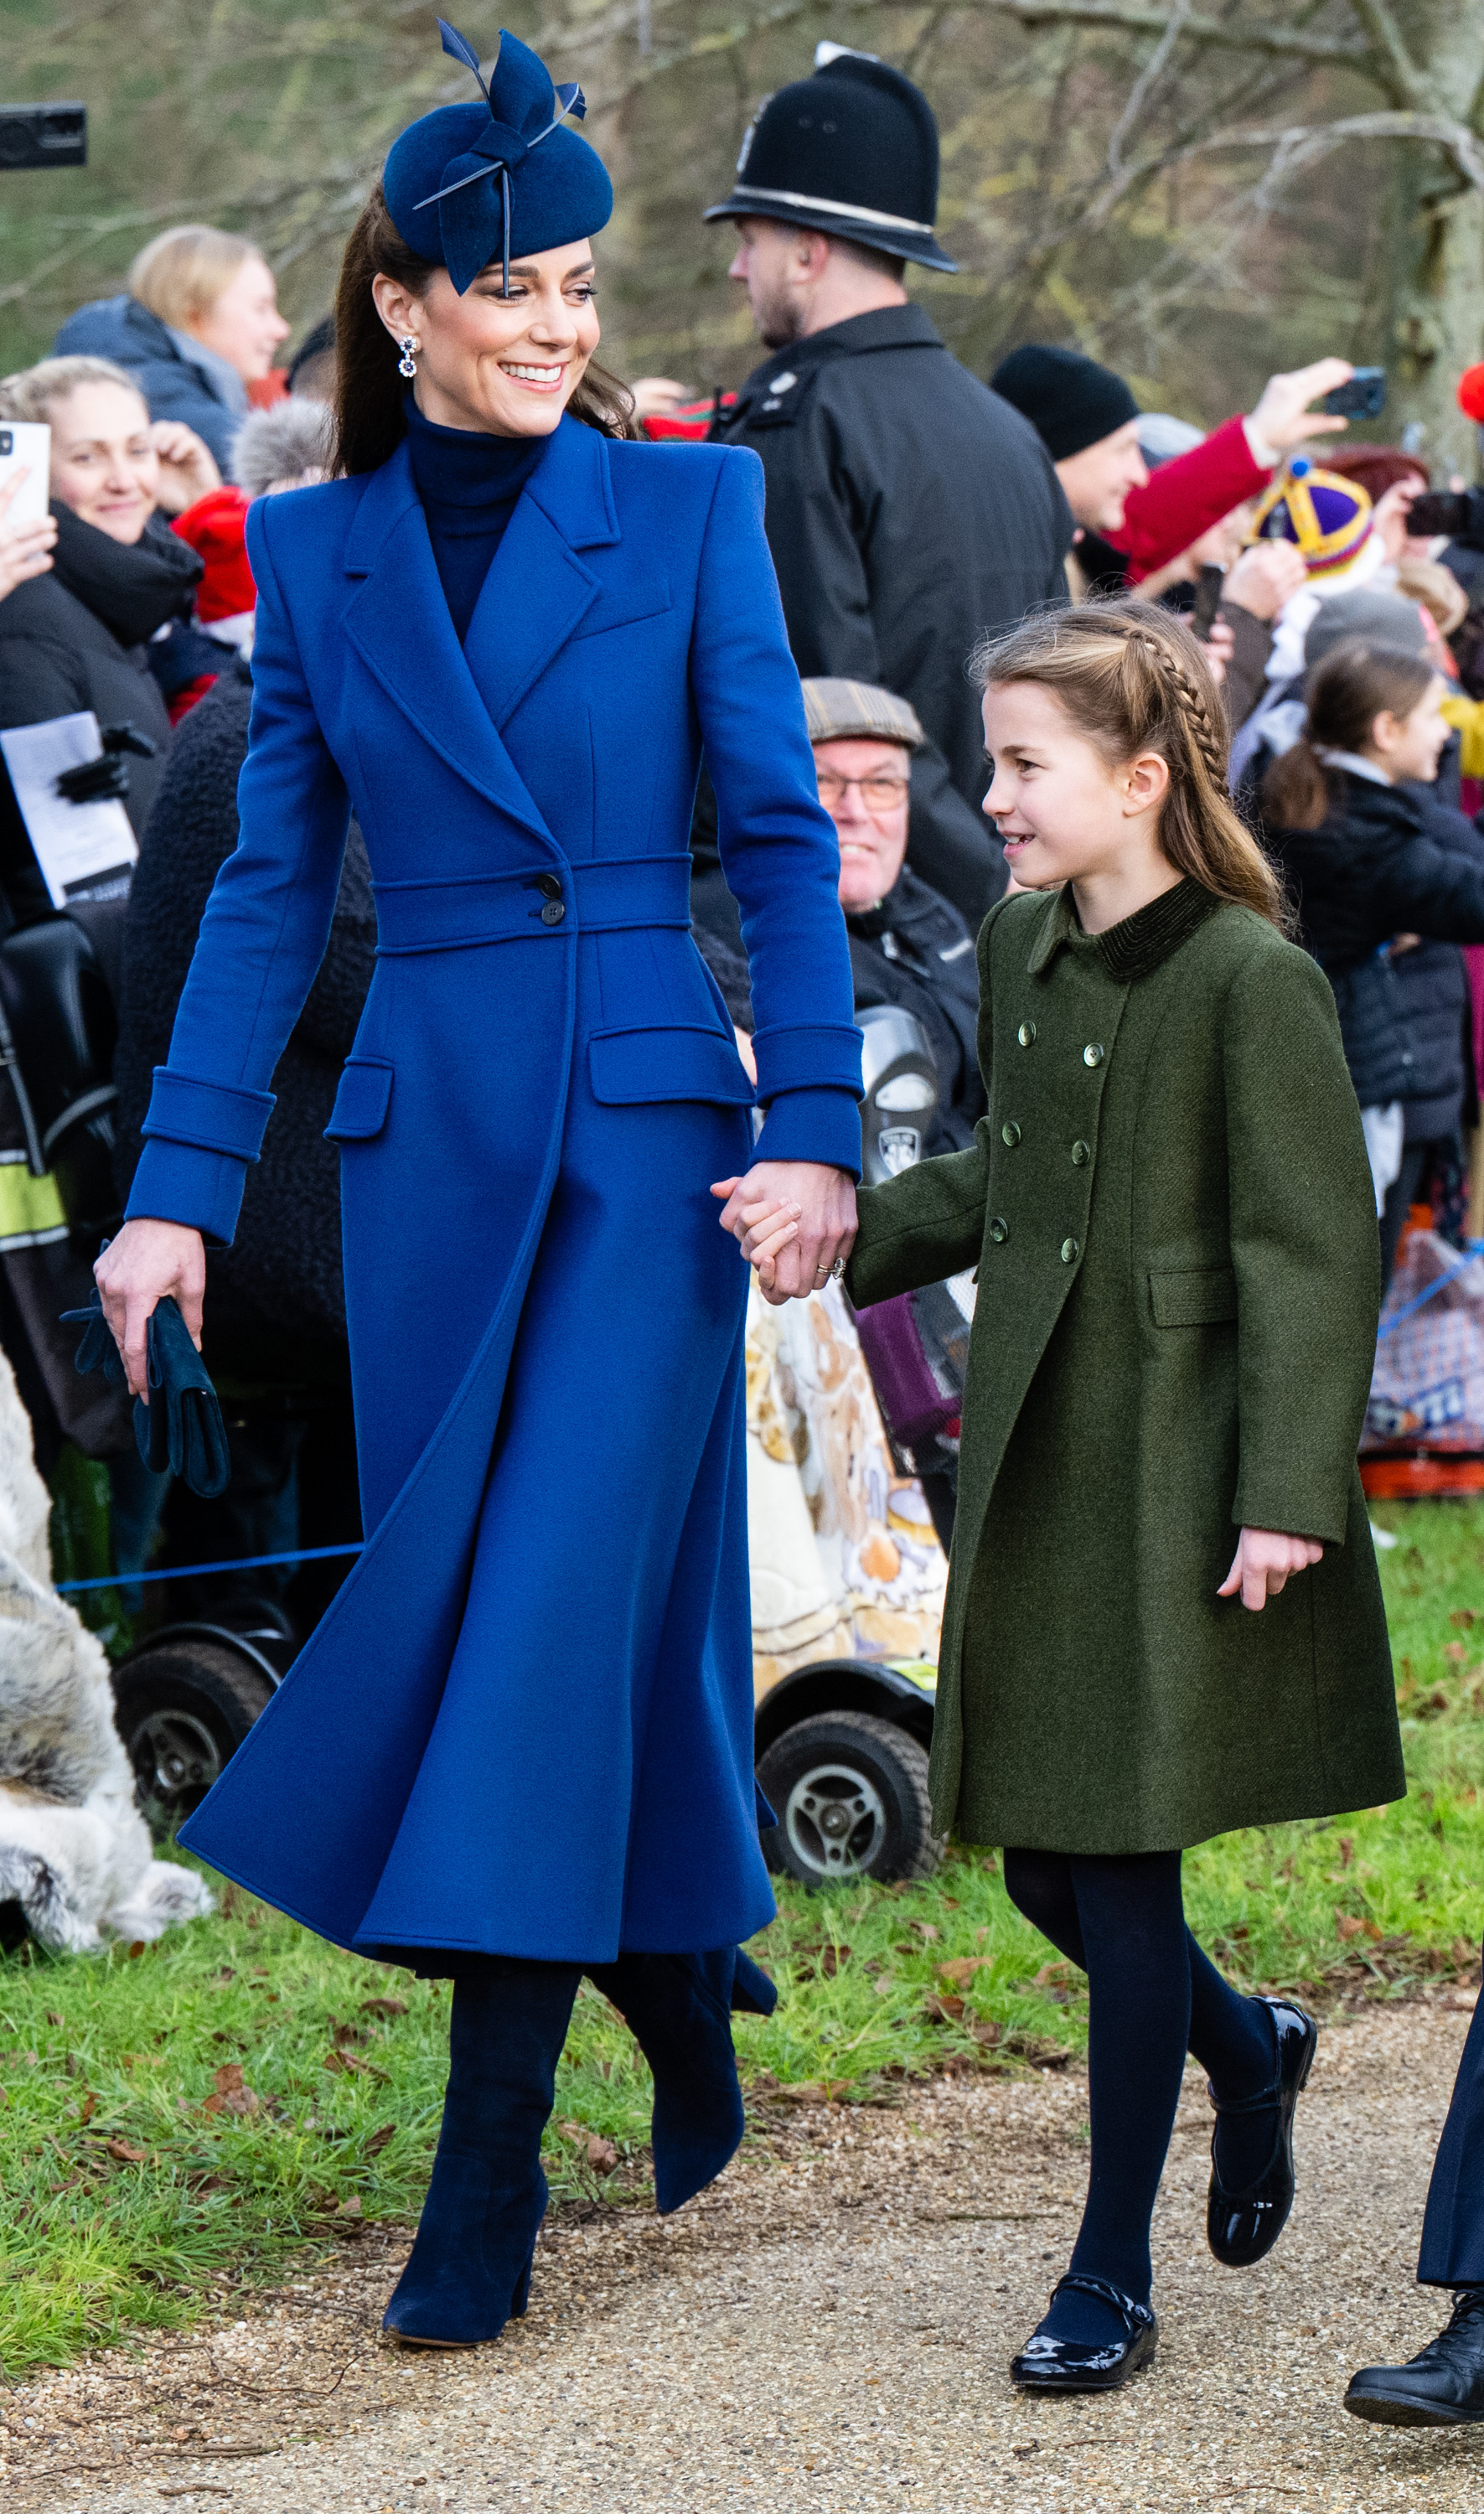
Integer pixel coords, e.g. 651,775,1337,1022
732,599,1404,2394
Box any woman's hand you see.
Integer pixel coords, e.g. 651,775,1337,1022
95,1218,207,1399
0,466,56,601
1218,1527,1323,1612
147,422,222,515
711,1161,857,1306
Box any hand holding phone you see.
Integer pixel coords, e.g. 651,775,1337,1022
1321,367,1387,421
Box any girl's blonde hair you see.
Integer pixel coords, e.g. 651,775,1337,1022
129,225,256,330
1260,638,1434,831
0,353,147,426
970,596,1289,931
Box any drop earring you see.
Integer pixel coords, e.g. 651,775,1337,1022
397,335,419,379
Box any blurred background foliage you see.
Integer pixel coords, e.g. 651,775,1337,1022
1,0,1481,463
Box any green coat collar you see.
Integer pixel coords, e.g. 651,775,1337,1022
1026,877,1218,984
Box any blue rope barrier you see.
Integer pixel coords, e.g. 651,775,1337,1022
56,1542,364,1596
1376,1239,1484,1343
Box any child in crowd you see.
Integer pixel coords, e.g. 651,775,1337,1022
731,600,1404,2393
1261,639,1484,1285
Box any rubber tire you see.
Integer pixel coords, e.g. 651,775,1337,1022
111,1641,273,1837
756,1709,943,1888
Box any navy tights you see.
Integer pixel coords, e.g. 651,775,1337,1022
1003,1848,1277,2345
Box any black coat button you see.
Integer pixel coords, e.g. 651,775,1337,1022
1002,1120,1021,1148
540,900,566,926
537,872,563,900
988,1217,1010,1244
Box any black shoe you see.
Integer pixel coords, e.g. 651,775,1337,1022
1206,1997,1317,2269
1346,2290,1484,2426
1010,2276,1157,2393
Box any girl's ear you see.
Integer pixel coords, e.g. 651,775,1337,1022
1120,749,1171,816
1368,709,1398,758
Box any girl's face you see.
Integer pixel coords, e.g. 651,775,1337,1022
373,242,600,439
188,253,291,382
49,381,160,542
981,680,1170,888
1367,674,1450,784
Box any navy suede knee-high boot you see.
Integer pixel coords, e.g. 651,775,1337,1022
384,1956,581,2346
587,1948,777,2214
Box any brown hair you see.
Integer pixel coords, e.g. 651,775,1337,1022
970,596,1288,929
129,225,256,328
1260,639,1435,830
331,185,635,477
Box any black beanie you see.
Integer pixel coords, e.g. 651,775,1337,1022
990,344,1140,463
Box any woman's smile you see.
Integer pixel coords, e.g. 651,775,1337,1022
500,359,567,391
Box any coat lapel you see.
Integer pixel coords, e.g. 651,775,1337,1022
341,443,551,843
463,416,619,730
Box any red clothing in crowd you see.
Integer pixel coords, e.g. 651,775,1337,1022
1108,414,1270,582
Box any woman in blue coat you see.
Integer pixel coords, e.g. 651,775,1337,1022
95,23,861,2346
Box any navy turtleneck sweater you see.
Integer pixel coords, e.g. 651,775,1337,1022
404,393,544,644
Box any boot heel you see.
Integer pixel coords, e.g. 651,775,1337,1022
509,2244,535,2320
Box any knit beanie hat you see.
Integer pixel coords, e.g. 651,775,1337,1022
171,488,254,624
1302,587,1430,670
990,344,1140,462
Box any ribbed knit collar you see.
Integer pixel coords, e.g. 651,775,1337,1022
1027,877,1218,982
404,391,543,533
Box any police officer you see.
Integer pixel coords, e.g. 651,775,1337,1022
704,44,1073,923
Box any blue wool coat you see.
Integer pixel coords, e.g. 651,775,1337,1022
132,415,863,1962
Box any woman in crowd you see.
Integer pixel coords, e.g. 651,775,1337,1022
0,464,57,605
1262,639,1484,1285
740,599,1402,2394
54,226,291,478
92,23,860,2350
0,355,217,928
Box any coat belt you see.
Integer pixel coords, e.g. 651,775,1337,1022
371,855,694,955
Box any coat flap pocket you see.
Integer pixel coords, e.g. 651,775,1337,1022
324,1057,394,1142
589,1025,755,1107
571,577,672,640
1149,1265,1238,1327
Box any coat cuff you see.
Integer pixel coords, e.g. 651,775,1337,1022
125,1135,249,1249
752,1023,864,1102
142,1068,276,1161
752,1085,862,1177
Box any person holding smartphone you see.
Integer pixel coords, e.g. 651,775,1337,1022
0,463,57,604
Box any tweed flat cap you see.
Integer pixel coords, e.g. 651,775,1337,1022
802,678,925,749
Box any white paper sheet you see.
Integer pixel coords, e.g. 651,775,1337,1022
0,711,137,908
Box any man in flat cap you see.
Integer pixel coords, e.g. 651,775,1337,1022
704,46,1072,925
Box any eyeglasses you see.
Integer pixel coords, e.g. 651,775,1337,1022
816,771,912,814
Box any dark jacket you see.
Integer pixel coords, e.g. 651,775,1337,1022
112,657,376,1353
717,306,1073,922
52,295,249,478
0,506,200,927
1266,772,1484,1136
845,865,984,1152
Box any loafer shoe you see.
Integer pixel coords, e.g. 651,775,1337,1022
1207,1996,1317,2269
1011,2275,1157,2393
1346,2289,1484,2426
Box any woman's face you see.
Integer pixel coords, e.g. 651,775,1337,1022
188,253,291,382
49,381,160,542
373,242,600,438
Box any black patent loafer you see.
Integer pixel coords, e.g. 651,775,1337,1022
1207,1996,1317,2269
1346,2289,1484,2426
1011,2275,1157,2393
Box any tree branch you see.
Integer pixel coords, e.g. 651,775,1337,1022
1342,0,1430,110
972,0,1372,70
1175,108,1484,192
1107,0,1195,179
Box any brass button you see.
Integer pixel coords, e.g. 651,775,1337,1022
1001,1120,1021,1148
1071,1139,1090,1166
537,872,563,900
1083,1042,1104,1068
540,900,566,926
1017,1021,1037,1048
988,1217,1010,1245
1061,1236,1079,1265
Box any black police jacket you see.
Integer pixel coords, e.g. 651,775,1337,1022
717,305,1073,923
845,864,985,1153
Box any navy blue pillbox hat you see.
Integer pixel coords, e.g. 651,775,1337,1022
384,20,613,295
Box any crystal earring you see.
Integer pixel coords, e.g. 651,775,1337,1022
397,334,419,379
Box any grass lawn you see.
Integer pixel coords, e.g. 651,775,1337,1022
4,1494,1484,2373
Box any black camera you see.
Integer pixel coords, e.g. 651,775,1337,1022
0,104,87,170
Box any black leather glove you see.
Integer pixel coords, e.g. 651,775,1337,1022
62,1287,230,1498
54,722,158,807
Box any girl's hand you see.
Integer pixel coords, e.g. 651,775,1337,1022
1218,1527,1323,1612
711,1161,857,1306
0,467,56,601
95,1218,207,1400
147,421,221,515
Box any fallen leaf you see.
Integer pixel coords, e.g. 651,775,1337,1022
1339,1838,1354,1868
1033,1961,1071,1987
106,2139,148,2163
938,1957,993,1989
44,2009,63,2026
1445,1641,1468,1663
911,1922,940,1943
1362,1918,1383,1943
338,2194,363,2217
213,2062,245,2095
359,1997,408,2018
1450,1608,1478,1627
923,1993,964,2022
333,2022,370,2048
587,2135,618,2173
78,2090,96,2123
1336,1914,1365,1940
365,2123,396,2154
127,1941,146,1960
970,2020,1002,2047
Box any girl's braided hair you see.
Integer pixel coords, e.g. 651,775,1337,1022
969,596,1290,932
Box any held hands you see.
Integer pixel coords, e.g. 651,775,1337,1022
1218,1527,1323,1612
711,1161,857,1306
94,1218,207,1401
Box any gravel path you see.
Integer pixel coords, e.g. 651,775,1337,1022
8,1999,1484,2513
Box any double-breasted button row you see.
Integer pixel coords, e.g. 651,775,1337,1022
1015,1019,1104,1068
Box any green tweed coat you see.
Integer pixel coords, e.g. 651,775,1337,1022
846,879,1404,1854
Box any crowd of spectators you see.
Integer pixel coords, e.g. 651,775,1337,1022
3,191,1484,1613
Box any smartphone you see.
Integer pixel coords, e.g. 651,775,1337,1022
0,103,86,169
0,422,50,530
1321,367,1387,421
1190,561,1223,640
1406,491,1470,541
